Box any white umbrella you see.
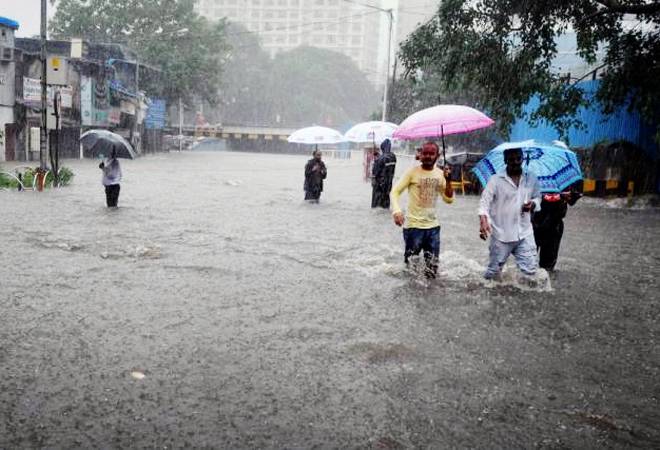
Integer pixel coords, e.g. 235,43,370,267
344,121,398,145
287,126,346,146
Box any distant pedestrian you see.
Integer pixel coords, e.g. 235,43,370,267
390,142,454,278
478,147,541,280
304,149,327,203
371,138,397,209
532,188,581,271
99,147,122,207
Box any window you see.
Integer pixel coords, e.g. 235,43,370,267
351,36,361,45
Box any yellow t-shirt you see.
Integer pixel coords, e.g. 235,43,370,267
390,166,454,229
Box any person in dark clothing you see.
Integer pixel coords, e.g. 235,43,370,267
532,189,581,271
371,138,397,209
304,149,327,203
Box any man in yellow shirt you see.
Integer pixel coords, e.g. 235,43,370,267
391,142,454,278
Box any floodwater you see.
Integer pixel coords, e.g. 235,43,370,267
1,150,659,448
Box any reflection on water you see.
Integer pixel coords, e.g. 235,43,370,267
1,151,658,448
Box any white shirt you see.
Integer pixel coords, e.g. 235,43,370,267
101,158,122,186
478,171,541,243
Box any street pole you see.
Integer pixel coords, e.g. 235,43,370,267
178,96,183,151
132,56,140,153
381,9,393,122
40,0,48,170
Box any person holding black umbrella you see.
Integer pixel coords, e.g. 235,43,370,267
99,147,122,207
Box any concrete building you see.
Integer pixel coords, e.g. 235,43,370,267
195,0,387,86
0,17,19,161
393,0,438,46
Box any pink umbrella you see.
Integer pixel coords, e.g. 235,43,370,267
393,104,495,163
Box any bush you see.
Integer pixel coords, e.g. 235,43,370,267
0,166,74,189
57,167,74,186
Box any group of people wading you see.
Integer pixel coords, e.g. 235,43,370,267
303,141,578,280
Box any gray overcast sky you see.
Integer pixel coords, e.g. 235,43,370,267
2,0,57,38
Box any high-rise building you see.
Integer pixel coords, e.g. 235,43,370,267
195,0,387,86
394,0,438,46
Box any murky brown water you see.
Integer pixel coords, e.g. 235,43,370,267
1,151,659,448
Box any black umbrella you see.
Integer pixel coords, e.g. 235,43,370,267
80,129,137,159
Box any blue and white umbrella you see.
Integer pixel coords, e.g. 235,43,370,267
473,140,583,193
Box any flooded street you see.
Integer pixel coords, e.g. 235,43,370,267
1,150,659,448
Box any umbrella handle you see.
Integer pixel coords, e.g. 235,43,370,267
441,125,447,166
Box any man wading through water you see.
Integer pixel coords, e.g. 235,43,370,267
390,142,454,278
479,147,541,280
304,149,327,203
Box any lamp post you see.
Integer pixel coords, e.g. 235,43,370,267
340,1,394,121
381,8,393,122
40,0,47,170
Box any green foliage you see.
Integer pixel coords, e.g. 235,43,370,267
50,0,229,103
0,166,74,189
398,0,660,140
268,46,378,127
57,166,75,186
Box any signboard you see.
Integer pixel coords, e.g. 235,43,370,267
80,75,111,126
144,99,166,129
23,77,73,108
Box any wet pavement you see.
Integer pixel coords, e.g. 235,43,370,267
1,150,659,448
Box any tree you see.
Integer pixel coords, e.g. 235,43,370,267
267,46,378,127
49,0,228,103
215,36,379,128
399,0,660,140
212,22,274,126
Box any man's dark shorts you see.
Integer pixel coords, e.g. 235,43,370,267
402,226,441,276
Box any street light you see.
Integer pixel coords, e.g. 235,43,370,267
341,1,394,121
381,8,393,122
40,0,47,170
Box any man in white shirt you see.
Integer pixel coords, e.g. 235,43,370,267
478,147,541,279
